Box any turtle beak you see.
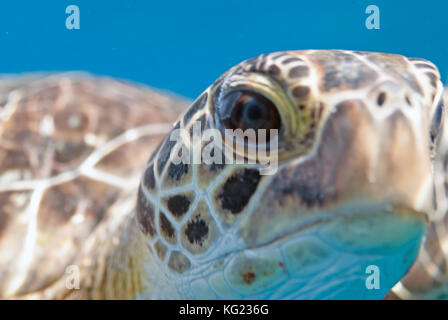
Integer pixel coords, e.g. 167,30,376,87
310,99,433,217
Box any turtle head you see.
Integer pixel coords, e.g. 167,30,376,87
137,50,443,299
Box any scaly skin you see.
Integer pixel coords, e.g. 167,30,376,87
0,50,446,299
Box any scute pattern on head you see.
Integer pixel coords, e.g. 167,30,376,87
215,168,262,216
137,90,231,274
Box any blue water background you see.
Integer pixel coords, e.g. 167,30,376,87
0,0,446,99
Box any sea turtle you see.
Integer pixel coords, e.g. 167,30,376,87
0,50,447,299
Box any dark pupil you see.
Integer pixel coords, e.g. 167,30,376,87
222,91,281,132
247,103,264,121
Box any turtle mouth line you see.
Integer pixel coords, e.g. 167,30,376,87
246,203,428,251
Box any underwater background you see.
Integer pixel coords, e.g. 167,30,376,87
0,0,446,99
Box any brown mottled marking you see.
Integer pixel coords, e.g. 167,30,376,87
154,240,167,261
54,110,89,132
185,218,208,245
168,251,191,274
159,212,176,244
309,50,378,92
143,163,156,190
269,101,364,208
216,169,261,214
267,65,281,76
136,188,156,237
167,161,189,181
166,193,192,219
156,135,177,176
196,147,228,189
292,85,310,99
243,272,255,285
288,66,309,78
181,200,218,254
54,141,92,164
160,148,194,189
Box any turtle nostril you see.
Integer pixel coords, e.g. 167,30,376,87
405,94,412,107
377,92,386,106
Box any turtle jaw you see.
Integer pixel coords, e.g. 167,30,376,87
208,204,426,300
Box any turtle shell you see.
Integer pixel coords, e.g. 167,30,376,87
0,73,190,298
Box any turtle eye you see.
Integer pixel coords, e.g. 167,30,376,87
219,90,281,134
